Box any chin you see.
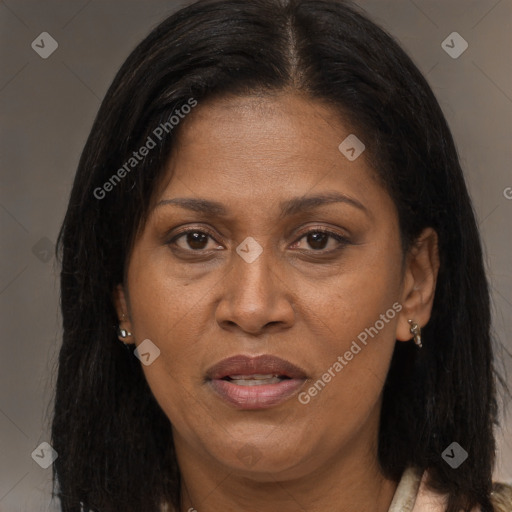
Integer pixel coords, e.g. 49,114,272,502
206,432,316,480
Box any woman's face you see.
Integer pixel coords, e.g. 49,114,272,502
116,92,432,480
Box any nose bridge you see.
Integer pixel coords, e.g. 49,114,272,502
232,235,276,302
216,234,292,333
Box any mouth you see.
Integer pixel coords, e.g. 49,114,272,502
221,374,290,386
206,355,307,409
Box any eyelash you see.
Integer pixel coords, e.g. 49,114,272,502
167,227,350,255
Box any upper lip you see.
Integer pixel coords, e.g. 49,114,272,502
206,354,308,380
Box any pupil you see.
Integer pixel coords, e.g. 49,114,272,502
187,232,207,250
308,232,328,250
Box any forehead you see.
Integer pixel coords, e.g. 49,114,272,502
152,92,392,221
174,92,356,156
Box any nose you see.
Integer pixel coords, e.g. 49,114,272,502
215,240,295,335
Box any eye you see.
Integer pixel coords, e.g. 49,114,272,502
167,227,350,254
291,228,350,252
169,229,222,251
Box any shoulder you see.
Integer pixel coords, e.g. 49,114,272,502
398,468,512,512
411,470,450,512
491,482,512,512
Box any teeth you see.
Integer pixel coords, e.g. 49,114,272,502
229,376,283,386
228,374,279,380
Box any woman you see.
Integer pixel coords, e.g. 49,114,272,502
51,0,511,511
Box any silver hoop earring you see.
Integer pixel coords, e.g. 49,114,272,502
408,319,422,348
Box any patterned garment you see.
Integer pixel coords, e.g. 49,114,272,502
160,466,512,511
389,466,512,512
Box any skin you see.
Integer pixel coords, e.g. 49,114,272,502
114,91,440,512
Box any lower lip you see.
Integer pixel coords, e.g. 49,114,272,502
209,378,306,409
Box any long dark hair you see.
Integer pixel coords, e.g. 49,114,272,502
52,1,501,510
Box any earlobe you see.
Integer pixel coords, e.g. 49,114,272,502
396,227,440,345
113,284,135,344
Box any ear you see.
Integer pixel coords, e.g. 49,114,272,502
396,227,440,343
113,284,135,344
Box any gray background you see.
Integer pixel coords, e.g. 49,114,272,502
1,0,511,510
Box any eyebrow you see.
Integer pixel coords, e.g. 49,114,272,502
155,192,369,219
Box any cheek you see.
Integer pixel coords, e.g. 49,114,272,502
299,236,403,340
295,242,402,409
124,253,209,393
125,259,209,428
127,245,211,338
